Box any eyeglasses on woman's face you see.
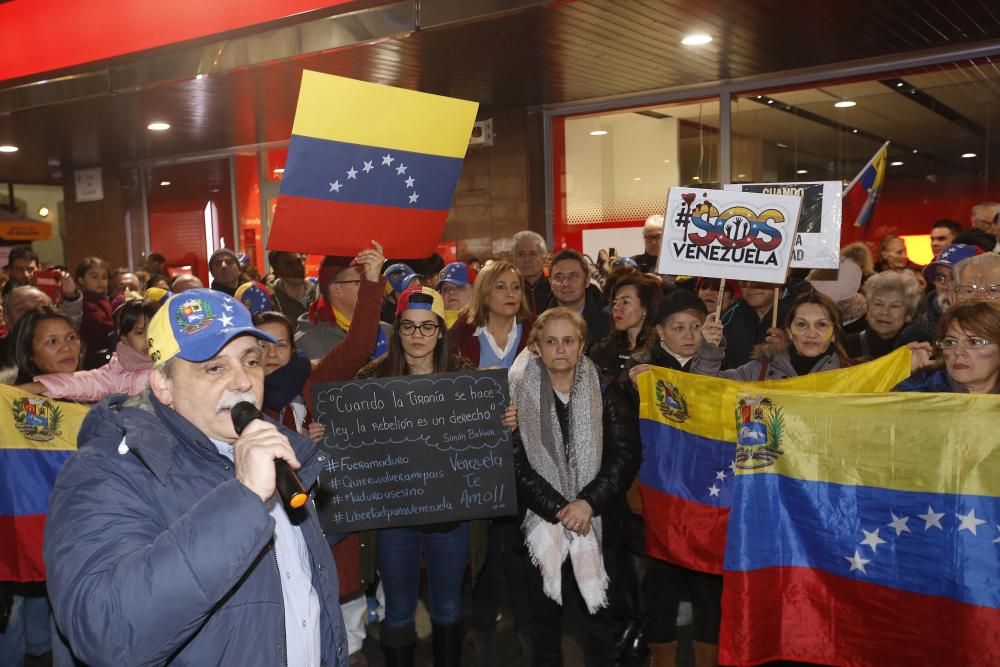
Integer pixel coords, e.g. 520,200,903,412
935,336,996,351
398,320,440,337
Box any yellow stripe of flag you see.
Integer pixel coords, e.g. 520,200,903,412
292,71,479,159
0,385,87,452
740,388,1000,497
639,347,913,442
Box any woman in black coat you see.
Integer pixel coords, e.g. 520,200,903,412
508,307,640,667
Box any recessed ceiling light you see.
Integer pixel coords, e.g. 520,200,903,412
681,33,712,46
0,145,18,153
890,161,903,166
147,122,171,131
37,207,49,217
912,149,918,154
834,100,857,108
737,173,747,178
160,180,171,186
663,159,670,164
896,82,904,87
692,176,701,181
961,152,977,158
776,142,790,149
273,168,285,174
633,177,641,181
767,100,774,105
851,129,858,134
796,169,808,174
589,130,608,136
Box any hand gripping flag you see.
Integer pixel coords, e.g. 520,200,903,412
0,386,87,581
269,71,479,258
720,388,1000,667
636,347,912,575
842,141,888,228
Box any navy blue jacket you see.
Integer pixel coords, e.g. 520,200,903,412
44,391,348,667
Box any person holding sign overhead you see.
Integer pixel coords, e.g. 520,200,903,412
509,307,640,667
356,285,475,667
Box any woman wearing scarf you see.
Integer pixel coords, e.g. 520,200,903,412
509,307,640,666
252,242,386,667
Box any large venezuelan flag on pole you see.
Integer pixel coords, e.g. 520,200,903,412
842,141,888,228
269,70,479,258
720,389,1000,667
636,348,912,574
0,387,87,581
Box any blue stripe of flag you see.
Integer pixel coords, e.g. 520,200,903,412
639,419,737,508
0,448,72,516
279,134,464,211
725,472,1000,610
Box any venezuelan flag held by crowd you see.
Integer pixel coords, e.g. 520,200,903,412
842,141,888,228
0,386,87,582
269,70,479,259
636,348,913,575
721,388,1000,667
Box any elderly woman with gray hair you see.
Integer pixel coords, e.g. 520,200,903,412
844,270,923,360
509,306,639,667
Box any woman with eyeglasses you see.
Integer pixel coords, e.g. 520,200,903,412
449,260,536,664
895,301,1000,394
355,286,475,666
589,273,662,386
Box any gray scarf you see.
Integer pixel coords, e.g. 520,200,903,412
508,348,608,611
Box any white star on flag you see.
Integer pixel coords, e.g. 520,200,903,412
396,163,408,175
405,176,415,188
729,460,737,475
955,508,986,535
707,484,720,497
362,161,374,173
408,192,420,204
219,314,234,327
918,506,945,530
347,167,358,179
222,302,234,312
381,154,394,166
715,470,727,481
994,526,1000,544
887,513,911,536
859,527,886,553
845,550,870,574
329,180,342,193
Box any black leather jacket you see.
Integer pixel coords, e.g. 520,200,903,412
511,378,640,524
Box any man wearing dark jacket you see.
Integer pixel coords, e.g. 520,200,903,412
44,288,348,666
546,248,610,348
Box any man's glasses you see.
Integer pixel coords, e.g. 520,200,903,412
936,336,996,351
399,321,440,337
953,284,1000,300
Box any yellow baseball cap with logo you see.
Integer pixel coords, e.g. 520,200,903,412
146,288,276,367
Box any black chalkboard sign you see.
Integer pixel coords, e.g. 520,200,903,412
311,368,517,532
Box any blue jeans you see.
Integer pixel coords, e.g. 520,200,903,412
377,522,469,647
0,592,51,662
472,518,533,634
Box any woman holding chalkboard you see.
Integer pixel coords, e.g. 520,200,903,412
449,259,537,663
357,285,475,667
509,307,640,667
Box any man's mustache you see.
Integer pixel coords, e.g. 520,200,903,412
215,392,259,414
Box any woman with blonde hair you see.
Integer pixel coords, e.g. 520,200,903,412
510,306,639,666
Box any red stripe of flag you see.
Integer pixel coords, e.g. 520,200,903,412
719,566,1000,667
640,482,729,574
269,196,448,258
0,514,46,582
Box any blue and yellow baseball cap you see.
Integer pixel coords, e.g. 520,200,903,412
234,281,273,315
395,286,445,321
146,288,275,367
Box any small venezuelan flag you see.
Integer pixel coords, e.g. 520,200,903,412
720,388,1000,667
842,141,888,228
0,387,87,581
636,348,912,575
269,71,479,258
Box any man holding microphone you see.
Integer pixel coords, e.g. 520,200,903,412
44,288,348,666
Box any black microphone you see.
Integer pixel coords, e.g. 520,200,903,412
231,401,309,510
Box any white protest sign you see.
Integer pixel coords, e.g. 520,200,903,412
656,187,801,283
725,181,841,269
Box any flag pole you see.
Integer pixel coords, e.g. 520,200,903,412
771,288,780,329
842,141,890,194
715,278,726,322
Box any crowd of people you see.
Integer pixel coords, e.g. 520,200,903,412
1,200,999,667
